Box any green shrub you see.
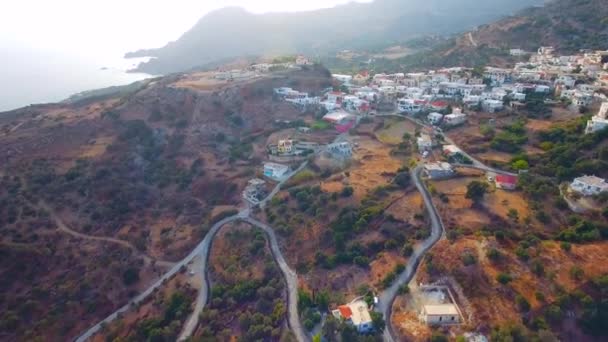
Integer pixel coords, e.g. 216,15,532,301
496,273,513,285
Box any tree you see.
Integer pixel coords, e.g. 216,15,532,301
512,159,529,170
487,248,501,261
322,316,339,341
462,253,477,266
430,332,449,342
401,243,414,257
340,186,354,198
496,273,513,285
570,266,584,281
393,172,411,188
466,181,489,203
516,294,531,312
370,311,385,333
122,268,140,286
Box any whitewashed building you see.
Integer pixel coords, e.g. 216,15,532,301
482,99,504,113
421,304,460,325
444,113,467,126
424,162,455,179
263,163,290,181
570,176,608,196
428,112,444,125
417,134,433,152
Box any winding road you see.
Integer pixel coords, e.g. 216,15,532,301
374,111,518,341
74,214,243,342
178,161,310,341
376,165,445,342
244,217,308,342
76,111,513,342
76,157,310,342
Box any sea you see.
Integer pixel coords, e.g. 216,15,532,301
0,46,154,113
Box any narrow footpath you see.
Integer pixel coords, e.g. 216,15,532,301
38,200,175,268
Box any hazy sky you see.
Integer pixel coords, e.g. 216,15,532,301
0,0,371,58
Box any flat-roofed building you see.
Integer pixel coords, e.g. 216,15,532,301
421,304,460,325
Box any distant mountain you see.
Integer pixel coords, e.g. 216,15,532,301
127,0,542,74
379,0,608,70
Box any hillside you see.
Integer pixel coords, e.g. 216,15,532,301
126,0,542,74
374,0,608,71
0,66,333,341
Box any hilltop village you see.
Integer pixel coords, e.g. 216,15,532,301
1,49,607,342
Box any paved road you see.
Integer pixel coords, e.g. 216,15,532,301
379,112,516,176
244,217,307,342
376,166,445,342
178,159,310,341
74,214,242,342
259,161,309,209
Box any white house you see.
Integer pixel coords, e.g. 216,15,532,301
570,176,608,196
482,99,504,113
398,99,423,114
332,300,374,333
443,113,467,126
534,85,552,93
598,102,608,118
463,95,482,107
421,304,460,325
274,87,294,96
263,163,290,181
555,75,577,88
327,142,353,159
417,134,433,152
333,74,353,84
326,91,345,104
296,55,312,65
510,49,527,56
424,162,455,179
585,116,608,134
511,92,527,101
484,67,511,85
428,112,444,125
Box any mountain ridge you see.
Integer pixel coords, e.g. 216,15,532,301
126,0,543,74
373,0,608,71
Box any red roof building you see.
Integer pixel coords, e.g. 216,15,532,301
431,101,449,110
338,305,353,319
495,174,518,190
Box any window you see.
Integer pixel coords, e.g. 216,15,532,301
451,316,455,321
439,317,442,322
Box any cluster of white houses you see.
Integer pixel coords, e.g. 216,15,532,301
318,48,608,130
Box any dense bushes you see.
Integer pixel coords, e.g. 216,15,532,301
133,291,192,341
533,118,608,182
491,120,528,153
201,230,286,341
